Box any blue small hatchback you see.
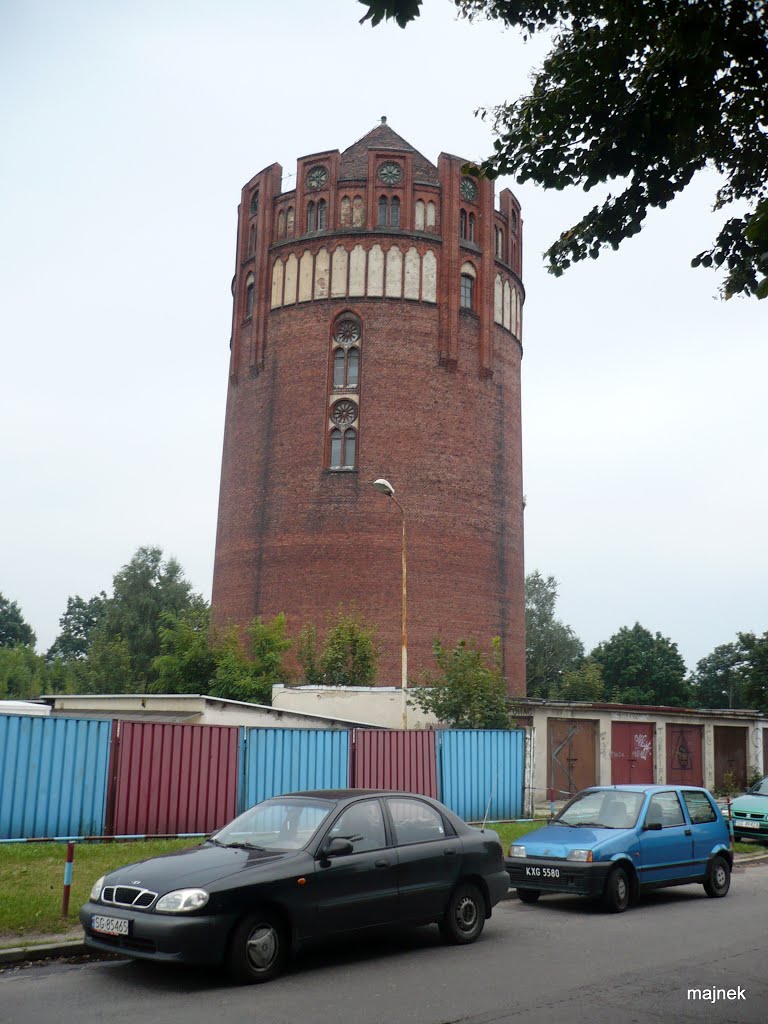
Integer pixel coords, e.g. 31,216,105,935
506,785,732,913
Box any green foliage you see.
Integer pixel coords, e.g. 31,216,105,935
151,606,216,694
591,622,690,707
0,645,47,699
296,609,379,687
525,572,584,698
550,658,604,702
719,769,739,798
357,0,422,28
359,0,768,298
296,624,323,686
319,609,379,687
73,634,135,694
0,593,36,649
738,630,768,711
689,642,746,709
409,636,512,728
100,546,204,688
46,594,107,663
206,615,291,705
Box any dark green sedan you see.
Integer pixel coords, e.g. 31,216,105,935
80,789,509,983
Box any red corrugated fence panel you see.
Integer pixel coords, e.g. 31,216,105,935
352,730,438,798
111,721,239,836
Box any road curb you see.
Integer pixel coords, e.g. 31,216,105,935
0,938,86,966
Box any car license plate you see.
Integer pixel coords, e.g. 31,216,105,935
91,914,129,936
525,866,560,878
736,819,761,829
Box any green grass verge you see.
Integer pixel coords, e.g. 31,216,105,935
0,839,197,943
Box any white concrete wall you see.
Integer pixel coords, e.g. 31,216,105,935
272,685,439,730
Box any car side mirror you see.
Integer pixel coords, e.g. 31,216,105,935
319,837,354,859
643,821,663,831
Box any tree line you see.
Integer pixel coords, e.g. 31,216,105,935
1,554,766,724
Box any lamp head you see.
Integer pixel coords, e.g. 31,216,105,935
372,478,395,497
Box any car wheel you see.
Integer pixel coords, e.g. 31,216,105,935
703,855,731,898
516,888,541,904
439,882,486,944
602,867,630,913
227,910,288,984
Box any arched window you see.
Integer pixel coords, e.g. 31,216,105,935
329,427,357,469
468,213,476,242
307,201,316,233
245,273,255,318
250,191,258,216
352,196,364,227
460,262,476,310
277,210,286,240
346,347,359,388
460,209,467,239
340,197,352,227
343,428,356,467
317,199,327,231
495,226,504,257
329,317,362,469
378,196,388,226
286,207,295,237
333,349,346,387
390,196,400,228
330,429,343,468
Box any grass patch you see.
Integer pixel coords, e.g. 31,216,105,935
0,839,197,943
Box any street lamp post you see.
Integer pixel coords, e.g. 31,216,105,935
372,478,408,729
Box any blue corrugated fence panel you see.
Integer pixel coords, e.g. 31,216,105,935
0,715,112,838
438,730,525,822
242,729,351,808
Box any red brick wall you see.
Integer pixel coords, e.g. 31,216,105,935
212,131,525,695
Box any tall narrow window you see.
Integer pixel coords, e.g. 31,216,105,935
378,196,388,226
460,209,467,239
245,273,255,318
250,191,259,216
333,349,346,387
343,428,356,467
390,197,400,228
317,199,327,230
460,274,474,310
307,201,316,233
468,213,476,242
248,224,256,253
277,210,286,240
286,207,295,236
329,316,362,470
346,348,359,387
330,429,342,468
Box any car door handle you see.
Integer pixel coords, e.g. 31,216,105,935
374,859,390,868
684,829,692,836
443,849,457,856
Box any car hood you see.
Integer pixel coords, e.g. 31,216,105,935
517,823,630,858
730,794,768,814
104,843,304,891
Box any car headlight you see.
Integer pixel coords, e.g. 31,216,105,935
566,849,593,862
90,876,105,901
508,845,527,858
155,889,209,913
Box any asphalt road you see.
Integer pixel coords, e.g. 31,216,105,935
2,864,766,1024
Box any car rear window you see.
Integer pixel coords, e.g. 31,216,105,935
682,790,717,824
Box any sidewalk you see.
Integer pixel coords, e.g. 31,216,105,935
2,848,766,968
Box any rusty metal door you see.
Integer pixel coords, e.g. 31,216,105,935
665,724,703,786
547,719,597,798
714,726,747,792
610,723,655,785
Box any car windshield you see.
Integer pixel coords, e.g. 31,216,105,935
212,797,334,851
556,790,645,829
746,777,768,797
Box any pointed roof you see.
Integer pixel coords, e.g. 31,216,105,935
340,120,439,184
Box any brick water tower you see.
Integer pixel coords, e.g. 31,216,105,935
212,120,526,694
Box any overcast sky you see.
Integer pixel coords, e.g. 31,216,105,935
2,0,766,673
